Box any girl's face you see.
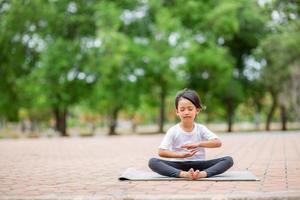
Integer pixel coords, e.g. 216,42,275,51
176,98,200,123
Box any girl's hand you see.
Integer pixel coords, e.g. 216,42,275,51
181,143,199,150
181,149,198,158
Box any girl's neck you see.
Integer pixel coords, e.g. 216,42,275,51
180,122,194,132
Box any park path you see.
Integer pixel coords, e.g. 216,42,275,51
0,131,300,199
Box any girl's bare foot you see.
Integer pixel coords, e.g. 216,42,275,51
192,170,207,180
192,170,200,180
179,168,194,179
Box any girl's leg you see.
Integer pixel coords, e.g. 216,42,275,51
148,158,192,178
189,156,234,177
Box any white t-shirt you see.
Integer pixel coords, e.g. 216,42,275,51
159,123,219,161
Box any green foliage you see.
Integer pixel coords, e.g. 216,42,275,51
36,39,93,107
95,2,123,32
1,0,299,134
257,19,300,111
0,0,44,120
205,1,240,40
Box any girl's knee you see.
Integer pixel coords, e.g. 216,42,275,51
148,158,159,169
224,156,234,167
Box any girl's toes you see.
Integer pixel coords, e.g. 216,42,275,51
193,170,200,180
188,168,194,173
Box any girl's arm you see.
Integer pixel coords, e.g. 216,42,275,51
182,138,222,149
158,148,197,158
199,138,222,148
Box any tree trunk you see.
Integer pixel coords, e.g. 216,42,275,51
21,121,26,132
158,86,166,133
108,107,120,136
59,108,67,136
89,122,96,135
54,106,68,136
266,90,278,131
280,104,287,131
29,119,35,133
54,107,59,132
226,99,234,132
130,115,137,133
254,103,262,130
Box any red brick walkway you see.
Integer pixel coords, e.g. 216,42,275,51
0,131,300,199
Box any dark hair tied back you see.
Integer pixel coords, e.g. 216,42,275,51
175,88,206,111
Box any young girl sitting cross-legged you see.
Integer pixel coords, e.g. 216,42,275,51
148,88,234,180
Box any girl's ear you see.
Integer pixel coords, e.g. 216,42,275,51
196,108,201,114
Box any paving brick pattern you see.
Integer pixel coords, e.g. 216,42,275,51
0,131,300,199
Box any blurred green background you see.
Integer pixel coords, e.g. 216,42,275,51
0,0,299,138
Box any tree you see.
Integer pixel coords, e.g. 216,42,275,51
257,19,300,130
28,0,97,135
184,39,235,130
137,2,187,133
164,0,267,131
32,39,96,135
256,0,300,130
0,0,43,121
90,1,186,134
89,33,143,135
83,1,143,135
215,0,267,131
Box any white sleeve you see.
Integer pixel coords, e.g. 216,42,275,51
201,125,219,140
159,128,174,150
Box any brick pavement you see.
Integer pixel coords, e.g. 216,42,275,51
0,131,300,200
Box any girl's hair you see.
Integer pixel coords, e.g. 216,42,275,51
175,88,206,111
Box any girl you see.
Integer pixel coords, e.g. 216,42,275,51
148,89,233,180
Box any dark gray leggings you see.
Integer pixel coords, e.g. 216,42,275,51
148,156,234,178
